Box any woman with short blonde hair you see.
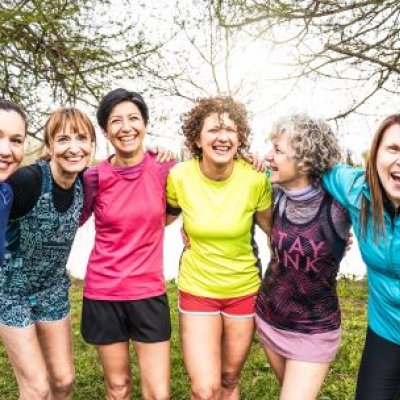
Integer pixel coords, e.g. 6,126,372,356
0,107,95,400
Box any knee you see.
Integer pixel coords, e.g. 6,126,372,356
106,376,132,399
142,385,170,400
20,378,51,400
221,371,239,390
143,392,170,400
191,384,220,400
50,372,75,396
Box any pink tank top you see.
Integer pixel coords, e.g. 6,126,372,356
83,153,175,300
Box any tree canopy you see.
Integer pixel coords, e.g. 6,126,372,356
0,0,166,137
214,0,400,118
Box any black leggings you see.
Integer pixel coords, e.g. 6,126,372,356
355,327,400,400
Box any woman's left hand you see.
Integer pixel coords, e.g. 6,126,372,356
147,146,176,163
181,226,190,249
242,152,266,172
345,231,353,253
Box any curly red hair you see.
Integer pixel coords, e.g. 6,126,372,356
182,96,250,157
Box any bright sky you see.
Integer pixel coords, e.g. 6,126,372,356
77,0,400,164
67,1,375,278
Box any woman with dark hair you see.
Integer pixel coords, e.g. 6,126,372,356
0,107,95,400
166,96,272,400
322,114,400,400
0,99,27,261
80,88,175,400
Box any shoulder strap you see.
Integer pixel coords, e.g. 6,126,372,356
36,161,52,194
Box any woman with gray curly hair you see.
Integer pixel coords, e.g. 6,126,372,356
255,113,351,400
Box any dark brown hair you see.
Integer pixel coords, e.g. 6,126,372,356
97,88,149,129
182,96,250,157
0,98,28,135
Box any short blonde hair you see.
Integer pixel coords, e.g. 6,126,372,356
271,113,341,184
44,107,96,147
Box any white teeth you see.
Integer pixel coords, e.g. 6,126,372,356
391,172,400,181
66,157,83,162
214,146,229,151
121,136,136,142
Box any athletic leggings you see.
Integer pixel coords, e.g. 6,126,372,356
355,327,400,400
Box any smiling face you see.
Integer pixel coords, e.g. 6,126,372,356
376,124,400,208
49,125,93,176
105,101,146,162
265,132,310,190
0,110,26,181
196,112,239,167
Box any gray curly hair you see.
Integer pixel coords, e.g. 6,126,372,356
271,113,342,184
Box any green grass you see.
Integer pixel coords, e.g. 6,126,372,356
0,278,367,399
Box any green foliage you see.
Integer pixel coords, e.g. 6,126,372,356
361,150,370,166
0,0,164,137
0,278,367,399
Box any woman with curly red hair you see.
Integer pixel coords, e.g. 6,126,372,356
166,96,272,400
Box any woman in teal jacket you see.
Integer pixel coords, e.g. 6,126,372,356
322,113,400,400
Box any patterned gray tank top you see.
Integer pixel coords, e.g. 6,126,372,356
1,161,83,299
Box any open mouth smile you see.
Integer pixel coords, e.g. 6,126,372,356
390,171,400,188
212,145,231,155
65,156,86,163
0,160,12,170
120,135,138,143
391,171,400,181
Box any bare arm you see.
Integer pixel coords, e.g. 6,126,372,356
254,207,272,236
80,167,98,226
166,213,180,226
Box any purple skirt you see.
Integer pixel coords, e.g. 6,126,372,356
255,314,341,363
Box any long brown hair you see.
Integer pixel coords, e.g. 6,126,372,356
360,113,400,238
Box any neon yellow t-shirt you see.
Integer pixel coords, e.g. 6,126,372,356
166,158,272,298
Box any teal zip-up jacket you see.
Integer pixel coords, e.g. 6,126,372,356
323,164,400,345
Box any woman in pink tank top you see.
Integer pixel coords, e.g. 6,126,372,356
80,89,175,400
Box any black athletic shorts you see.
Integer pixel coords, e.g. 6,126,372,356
81,294,171,345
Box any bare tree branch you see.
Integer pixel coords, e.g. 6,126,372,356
213,0,400,118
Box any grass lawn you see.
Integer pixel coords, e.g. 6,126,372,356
0,278,367,399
